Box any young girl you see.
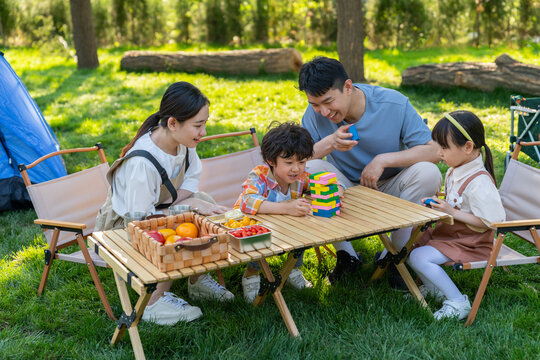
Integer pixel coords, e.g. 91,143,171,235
95,82,233,325
407,110,505,320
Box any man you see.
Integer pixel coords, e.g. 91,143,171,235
299,57,442,288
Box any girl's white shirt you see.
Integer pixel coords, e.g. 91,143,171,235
444,154,506,230
111,132,202,215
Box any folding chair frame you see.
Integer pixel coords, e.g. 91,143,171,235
18,144,116,321
507,95,540,168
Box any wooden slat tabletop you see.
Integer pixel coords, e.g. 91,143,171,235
91,185,451,286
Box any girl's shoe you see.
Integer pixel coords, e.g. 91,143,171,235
433,295,471,320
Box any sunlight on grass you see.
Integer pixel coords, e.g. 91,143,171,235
1,45,539,359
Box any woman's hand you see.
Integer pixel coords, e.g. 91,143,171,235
181,198,229,216
197,202,229,215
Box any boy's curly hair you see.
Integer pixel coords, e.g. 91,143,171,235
261,122,314,167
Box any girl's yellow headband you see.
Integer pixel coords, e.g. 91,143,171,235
443,113,474,144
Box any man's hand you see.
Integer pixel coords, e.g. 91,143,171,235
287,198,312,216
332,124,358,152
360,155,385,190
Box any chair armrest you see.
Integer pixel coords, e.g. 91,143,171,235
34,219,87,230
490,219,540,228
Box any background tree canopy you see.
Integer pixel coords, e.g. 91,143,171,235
1,0,539,50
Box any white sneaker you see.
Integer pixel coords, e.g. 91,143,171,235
242,274,260,303
404,285,446,302
142,292,202,325
188,274,234,301
433,295,471,321
287,268,313,290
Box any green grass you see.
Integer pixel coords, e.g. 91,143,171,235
1,45,539,359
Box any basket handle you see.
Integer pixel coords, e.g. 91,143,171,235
174,236,218,252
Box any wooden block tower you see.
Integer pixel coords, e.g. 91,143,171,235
309,172,340,217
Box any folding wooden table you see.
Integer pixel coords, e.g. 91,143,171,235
88,185,451,359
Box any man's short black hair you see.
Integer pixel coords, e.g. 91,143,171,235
261,122,314,167
298,57,349,97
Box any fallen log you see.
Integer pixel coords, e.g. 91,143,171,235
120,48,303,74
401,54,540,95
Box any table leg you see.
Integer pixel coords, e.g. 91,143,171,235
370,226,423,283
255,258,300,338
254,252,298,306
110,272,152,360
370,229,429,309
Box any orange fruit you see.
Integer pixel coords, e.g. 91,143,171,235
176,222,198,238
165,235,181,244
159,228,176,239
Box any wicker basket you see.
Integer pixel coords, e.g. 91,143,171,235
128,212,229,272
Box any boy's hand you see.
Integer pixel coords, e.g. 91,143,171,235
287,198,312,216
337,185,345,208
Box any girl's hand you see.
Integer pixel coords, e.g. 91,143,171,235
287,198,312,217
426,198,455,215
421,197,439,207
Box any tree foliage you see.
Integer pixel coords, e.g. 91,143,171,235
1,0,540,50
373,0,428,48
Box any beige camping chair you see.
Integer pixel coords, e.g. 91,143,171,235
18,144,116,320
443,140,540,326
198,128,336,265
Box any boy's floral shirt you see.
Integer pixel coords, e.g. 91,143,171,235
233,164,310,214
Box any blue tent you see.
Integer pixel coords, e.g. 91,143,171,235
0,51,67,211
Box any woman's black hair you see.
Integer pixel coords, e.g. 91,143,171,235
432,110,496,185
298,57,349,97
261,122,314,168
121,82,209,157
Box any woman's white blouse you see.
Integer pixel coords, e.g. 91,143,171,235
111,132,202,215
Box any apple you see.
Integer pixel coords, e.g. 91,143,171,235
147,230,165,244
175,237,192,243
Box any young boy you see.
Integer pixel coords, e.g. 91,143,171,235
235,122,334,302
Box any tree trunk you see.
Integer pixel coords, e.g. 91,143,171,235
120,48,303,74
336,0,365,82
69,0,99,69
401,54,540,95
254,0,269,43
474,0,482,47
0,16,4,48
